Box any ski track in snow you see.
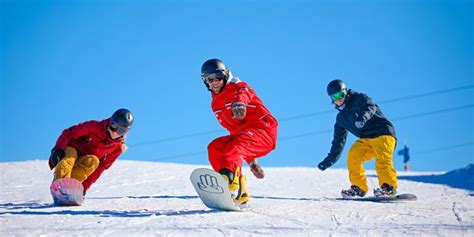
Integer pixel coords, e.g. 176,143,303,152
1,160,473,236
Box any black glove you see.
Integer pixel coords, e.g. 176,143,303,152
231,102,247,119
318,159,334,171
48,147,65,170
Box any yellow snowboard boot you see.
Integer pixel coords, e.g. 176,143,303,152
219,166,241,199
235,175,250,208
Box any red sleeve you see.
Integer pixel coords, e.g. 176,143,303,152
233,82,254,105
54,120,100,149
82,148,122,191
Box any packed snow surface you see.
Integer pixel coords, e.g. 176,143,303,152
1,160,473,236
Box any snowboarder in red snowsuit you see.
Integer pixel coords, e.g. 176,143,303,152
201,59,278,205
48,109,134,195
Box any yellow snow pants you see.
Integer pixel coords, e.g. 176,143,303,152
347,135,398,192
54,146,100,182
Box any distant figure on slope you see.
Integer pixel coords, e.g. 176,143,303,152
317,80,398,198
397,144,411,171
48,108,133,195
200,59,278,206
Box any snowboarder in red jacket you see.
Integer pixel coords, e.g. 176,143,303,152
201,59,278,206
48,108,133,195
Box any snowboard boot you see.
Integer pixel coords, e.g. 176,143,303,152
219,166,241,199
341,185,366,198
235,175,250,208
249,159,265,179
374,183,397,197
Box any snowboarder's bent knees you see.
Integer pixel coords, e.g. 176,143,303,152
53,147,100,182
201,59,278,207
48,108,134,195
317,80,398,198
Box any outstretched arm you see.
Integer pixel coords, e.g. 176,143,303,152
232,83,255,119
318,123,348,170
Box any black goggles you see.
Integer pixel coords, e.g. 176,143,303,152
109,122,130,136
202,70,226,84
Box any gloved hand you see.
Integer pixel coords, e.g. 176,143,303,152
231,102,246,119
318,159,334,171
355,120,365,129
48,147,65,170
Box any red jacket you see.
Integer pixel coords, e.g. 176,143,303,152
211,78,278,139
54,119,124,191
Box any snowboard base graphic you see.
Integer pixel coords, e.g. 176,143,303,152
50,178,84,206
190,168,245,211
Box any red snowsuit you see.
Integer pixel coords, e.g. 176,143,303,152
208,78,278,174
53,119,124,191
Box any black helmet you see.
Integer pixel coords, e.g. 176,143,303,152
110,108,133,136
201,58,229,91
201,59,228,77
327,79,347,96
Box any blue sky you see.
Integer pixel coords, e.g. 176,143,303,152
1,0,472,172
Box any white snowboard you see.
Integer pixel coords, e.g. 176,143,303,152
190,168,243,211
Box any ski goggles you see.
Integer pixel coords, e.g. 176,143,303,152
330,90,347,101
202,70,226,84
109,122,130,136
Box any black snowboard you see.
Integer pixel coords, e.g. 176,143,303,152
337,193,417,202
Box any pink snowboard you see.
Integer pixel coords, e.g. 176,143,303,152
50,178,84,206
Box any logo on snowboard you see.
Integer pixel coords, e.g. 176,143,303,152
197,174,224,194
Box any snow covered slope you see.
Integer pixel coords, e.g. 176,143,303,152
1,160,473,236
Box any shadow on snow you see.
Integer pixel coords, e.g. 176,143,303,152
0,208,220,217
369,164,474,192
0,194,327,217
0,201,220,217
87,195,199,200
